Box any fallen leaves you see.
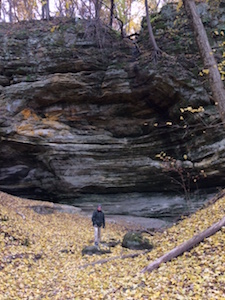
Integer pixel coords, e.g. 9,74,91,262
0,191,225,299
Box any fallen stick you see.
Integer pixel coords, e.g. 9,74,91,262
79,249,151,269
16,211,26,220
141,216,225,273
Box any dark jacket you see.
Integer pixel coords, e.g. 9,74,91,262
92,210,105,228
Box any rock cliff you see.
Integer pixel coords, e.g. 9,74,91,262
0,3,225,201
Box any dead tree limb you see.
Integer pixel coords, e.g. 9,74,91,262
79,249,151,269
141,216,225,273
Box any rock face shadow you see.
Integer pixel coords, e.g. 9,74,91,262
30,204,81,215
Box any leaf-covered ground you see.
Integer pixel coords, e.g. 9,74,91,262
0,191,225,299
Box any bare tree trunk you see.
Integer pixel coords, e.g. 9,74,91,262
126,0,132,34
23,0,33,20
113,9,125,37
94,0,101,19
109,0,114,27
58,0,64,17
183,0,225,123
141,216,225,273
9,0,13,22
42,0,50,20
144,0,161,61
1,0,7,21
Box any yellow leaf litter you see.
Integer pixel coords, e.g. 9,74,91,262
0,191,225,299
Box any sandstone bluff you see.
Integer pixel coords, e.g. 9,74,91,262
0,3,225,201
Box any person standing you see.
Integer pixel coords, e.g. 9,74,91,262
92,204,105,246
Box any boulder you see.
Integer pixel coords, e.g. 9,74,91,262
122,231,153,250
82,245,111,256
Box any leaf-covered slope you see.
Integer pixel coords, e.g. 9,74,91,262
0,192,224,299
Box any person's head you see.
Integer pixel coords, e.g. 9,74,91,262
97,204,102,211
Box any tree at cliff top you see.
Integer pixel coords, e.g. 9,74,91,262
109,0,114,27
0,0,171,33
0,0,39,21
183,0,225,124
144,0,161,60
41,0,49,20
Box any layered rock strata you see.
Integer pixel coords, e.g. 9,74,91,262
0,7,225,201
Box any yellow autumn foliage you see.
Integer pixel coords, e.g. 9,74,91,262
0,190,225,299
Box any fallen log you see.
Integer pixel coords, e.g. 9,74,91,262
141,216,225,273
79,249,151,269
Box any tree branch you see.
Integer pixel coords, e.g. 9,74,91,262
79,249,151,269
